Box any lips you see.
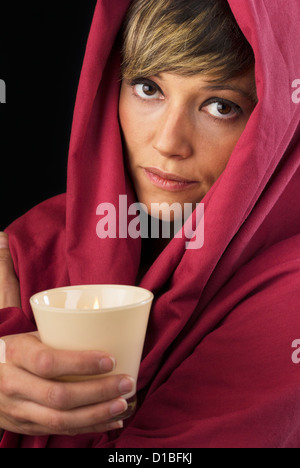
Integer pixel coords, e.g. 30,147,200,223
143,167,199,192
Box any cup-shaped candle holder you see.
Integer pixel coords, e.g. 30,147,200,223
30,285,154,420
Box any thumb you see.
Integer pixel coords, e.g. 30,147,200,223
0,232,11,266
0,232,21,309
0,232,9,249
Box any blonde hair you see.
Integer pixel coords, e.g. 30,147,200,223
121,0,255,81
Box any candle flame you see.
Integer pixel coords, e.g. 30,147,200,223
93,297,100,310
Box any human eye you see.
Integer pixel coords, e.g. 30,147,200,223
201,97,242,120
130,78,164,101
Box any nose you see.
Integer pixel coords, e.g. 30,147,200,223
152,106,193,159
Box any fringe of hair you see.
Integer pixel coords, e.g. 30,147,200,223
121,0,255,82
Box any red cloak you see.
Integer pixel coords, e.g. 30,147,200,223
1,0,300,448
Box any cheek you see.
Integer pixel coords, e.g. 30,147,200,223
119,94,133,146
119,87,157,155
119,88,143,144
119,93,148,188
195,124,244,181
119,105,144,161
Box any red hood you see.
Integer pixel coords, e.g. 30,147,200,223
3,0,300,448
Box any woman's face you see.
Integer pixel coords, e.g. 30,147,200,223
119,69,257,219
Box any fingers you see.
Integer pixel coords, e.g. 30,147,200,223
0,333,136,436
0,232,21,309
0,364,130,436
3,361,134,411
18,398,127,436
3,333,116,378
0,409,124,437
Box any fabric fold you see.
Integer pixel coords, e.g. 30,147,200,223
1,0,300,448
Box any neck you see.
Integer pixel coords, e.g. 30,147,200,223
136,217,174,284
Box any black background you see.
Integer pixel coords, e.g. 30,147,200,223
0,1,97,229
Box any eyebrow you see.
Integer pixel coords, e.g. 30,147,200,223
202,84,258,103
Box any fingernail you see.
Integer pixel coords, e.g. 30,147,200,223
99,356,116,373
0,233,8,249
110,398,128,417
106,420,124,431
118,377,135,395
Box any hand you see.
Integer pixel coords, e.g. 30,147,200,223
0,233,21,309
0,332,134,436
0,231,21,440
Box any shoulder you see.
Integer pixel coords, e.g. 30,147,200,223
5,194,68,316
206,234,300,396
214,234,300,320
6,194,66,241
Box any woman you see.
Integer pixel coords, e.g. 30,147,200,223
0,0,300,448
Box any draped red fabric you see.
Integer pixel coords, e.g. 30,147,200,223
1,0,300,448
